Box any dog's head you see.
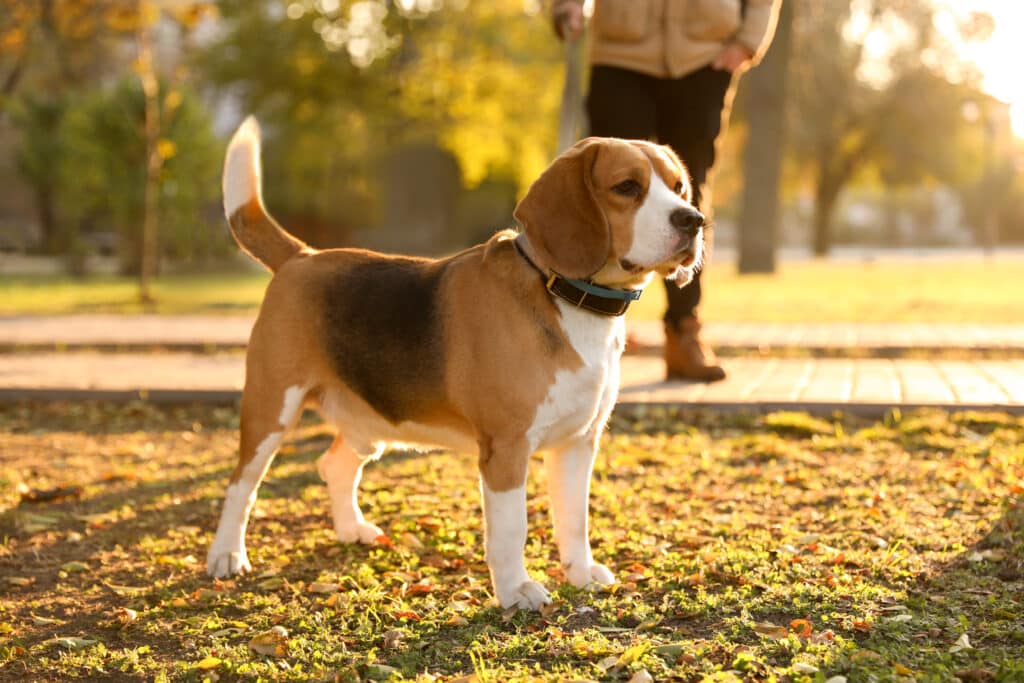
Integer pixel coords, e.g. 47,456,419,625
513,137,704,288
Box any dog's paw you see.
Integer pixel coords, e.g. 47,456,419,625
565,561,615,588
207,549,251,578
497,580,552,610
335,521,385,545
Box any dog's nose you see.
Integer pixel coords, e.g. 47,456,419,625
670,207,704,237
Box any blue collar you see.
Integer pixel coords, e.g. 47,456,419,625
513,236,642,317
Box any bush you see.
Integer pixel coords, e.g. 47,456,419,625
58,77,226,274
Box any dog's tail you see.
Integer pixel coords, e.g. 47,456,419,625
222,117,309,272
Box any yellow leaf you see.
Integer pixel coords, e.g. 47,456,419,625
164,90,183,112
157,139,177,160
61,561,90,573
195,656,222,670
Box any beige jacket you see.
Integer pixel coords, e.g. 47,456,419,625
552,0,781,79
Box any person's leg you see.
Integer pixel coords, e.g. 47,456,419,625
655,65,735,381
586,65,658,140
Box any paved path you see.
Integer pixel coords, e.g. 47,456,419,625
3,315,1024,354
2,351,1021,415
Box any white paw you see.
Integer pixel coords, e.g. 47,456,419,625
207,548,251,578
497,580,551,610
565,561,616,588
335,521,384,545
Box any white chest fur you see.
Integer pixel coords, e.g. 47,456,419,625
527,301,625,451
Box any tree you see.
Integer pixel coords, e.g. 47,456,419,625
737,0,792,274
196,0,565,246
788,0,989,255
59,78,222,274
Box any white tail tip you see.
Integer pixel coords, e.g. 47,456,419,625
222,116,262,218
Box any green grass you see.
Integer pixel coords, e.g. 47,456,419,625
1,403,1022,681
627,257,1024,324
3,256,1023,322
0,272,270,316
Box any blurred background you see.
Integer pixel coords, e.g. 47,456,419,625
0,0,1021,319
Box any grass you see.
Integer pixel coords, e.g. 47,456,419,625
627,257,1024,324
1,402,1022,681
0,272,270,316
3,256,1024,322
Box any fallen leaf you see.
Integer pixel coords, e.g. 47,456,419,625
115,608,138,625
248,630,288,657
950,632,972,653
628,670,653,683
955,668,995,682
400,532,425,550
258,577,286,591
19,485,83,504
308,581,341,594
894,663,914,675
60,561,90,573
195,656,222,670
6,577,34,587
538,600,561,619
105,583,148,596
790,619,813,638
49,636,98,650
407,581,433,596
392,610,421,622
752,622,789,640
31,614,64,626
382,629,404,649
654,642,685,657
793,662,819,674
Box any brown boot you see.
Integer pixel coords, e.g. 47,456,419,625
664,317,726,382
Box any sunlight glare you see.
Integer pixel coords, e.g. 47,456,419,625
941,1,1024,138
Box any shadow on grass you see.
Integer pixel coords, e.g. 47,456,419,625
1,404,1023,681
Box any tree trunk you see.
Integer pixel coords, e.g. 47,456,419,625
737,0,792,274
137,14,160,303
33,184,59,253
812,177,840,257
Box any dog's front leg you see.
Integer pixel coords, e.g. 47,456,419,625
479,436,551,610
545,434,615,588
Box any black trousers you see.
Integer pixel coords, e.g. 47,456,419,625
586,64,733,326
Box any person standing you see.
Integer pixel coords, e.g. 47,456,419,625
551,0,781,382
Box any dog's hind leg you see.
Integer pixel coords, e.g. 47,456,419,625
317,437,384,544
207,381,308,578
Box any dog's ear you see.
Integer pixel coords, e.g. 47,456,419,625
514,138,610,279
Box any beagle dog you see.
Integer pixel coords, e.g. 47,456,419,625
207,117,705,609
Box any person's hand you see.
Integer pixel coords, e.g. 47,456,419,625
712,42,753,73
553,3,584,42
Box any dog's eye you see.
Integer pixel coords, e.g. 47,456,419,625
674,180,684,195
612,179,642,198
